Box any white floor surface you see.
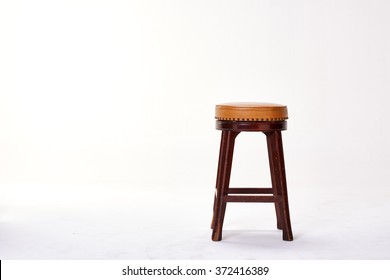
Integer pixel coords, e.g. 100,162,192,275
1,182,389,259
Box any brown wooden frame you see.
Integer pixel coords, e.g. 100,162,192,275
211,120,293,241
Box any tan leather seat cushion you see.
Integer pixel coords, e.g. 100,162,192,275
215,102,288,121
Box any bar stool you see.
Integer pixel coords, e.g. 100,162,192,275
211,102,293,241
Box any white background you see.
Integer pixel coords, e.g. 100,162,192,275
1,0,390,259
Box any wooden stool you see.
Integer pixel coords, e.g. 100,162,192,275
211,102,293,241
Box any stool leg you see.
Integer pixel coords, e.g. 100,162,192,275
211,193,217,229
266,131,293,241
266,133,283,230
211,131,229,229
265,132,283,229
211,130,239,241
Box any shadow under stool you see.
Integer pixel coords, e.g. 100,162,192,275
211,102,293,241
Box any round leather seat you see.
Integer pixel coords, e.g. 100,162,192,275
215,102,288,121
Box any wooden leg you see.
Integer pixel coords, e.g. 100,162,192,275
211,193,217,229
211,131,229,229
266,132,283,230
266,131,293,241
211,130,239,241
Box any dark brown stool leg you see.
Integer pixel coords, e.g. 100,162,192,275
211,130,239,241
211,193,217,229
265,132,283,230
266,130,293,241
211,130,229,229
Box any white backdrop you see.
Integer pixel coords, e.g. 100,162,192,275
1,0,390,259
